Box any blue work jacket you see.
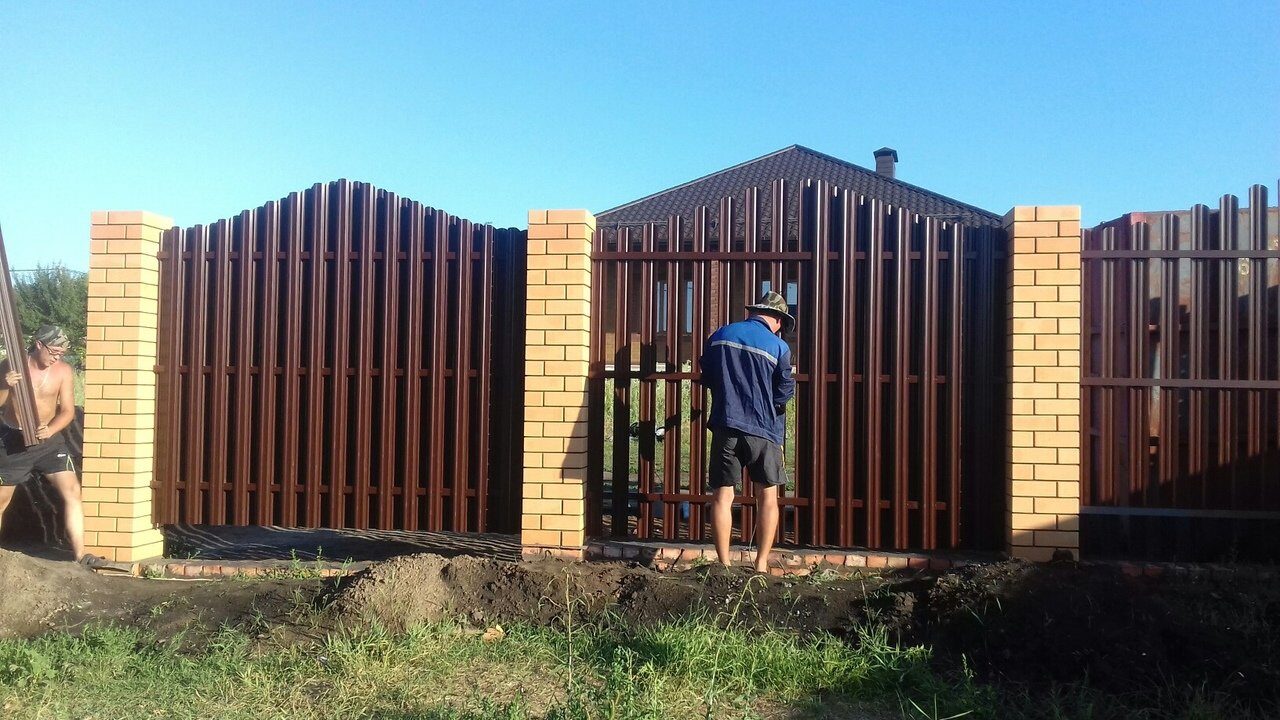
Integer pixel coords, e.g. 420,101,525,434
698,317,796,444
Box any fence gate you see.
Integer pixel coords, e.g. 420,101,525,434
1082,184,1280,559
153,180,527,533
589,179,1007,551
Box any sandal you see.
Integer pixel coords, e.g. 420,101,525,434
77,554,108,569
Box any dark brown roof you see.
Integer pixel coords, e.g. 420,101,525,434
596,144,1002,228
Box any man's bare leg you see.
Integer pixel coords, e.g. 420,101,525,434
45,471,85,560
0,485,14,535
753,483,779,573
712,486,735,567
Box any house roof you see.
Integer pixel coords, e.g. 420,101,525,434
596,144,1003,228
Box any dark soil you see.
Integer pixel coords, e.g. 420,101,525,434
2,548,1277,707
0,549,328,642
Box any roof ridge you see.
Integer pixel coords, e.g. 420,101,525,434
788,145,1000,219
596,145,813,217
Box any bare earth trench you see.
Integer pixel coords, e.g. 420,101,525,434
1,548,1277,707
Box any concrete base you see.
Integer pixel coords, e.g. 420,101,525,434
521,545,585,561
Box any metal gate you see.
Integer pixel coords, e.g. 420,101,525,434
1081,184,1280,559
589,180,1007,551
153,180,526,532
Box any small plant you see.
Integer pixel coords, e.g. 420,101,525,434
808,567,842,585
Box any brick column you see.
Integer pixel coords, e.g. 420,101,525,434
81,211,171,561
521,210,594,559
1004,206,1082,562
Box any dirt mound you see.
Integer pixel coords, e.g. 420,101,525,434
0,548,107,637
331,553,887,633
920,562,1280,704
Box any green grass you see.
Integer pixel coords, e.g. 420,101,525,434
0,617,978,720
0,610,1263,720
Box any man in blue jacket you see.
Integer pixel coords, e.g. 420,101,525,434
699,291,796,572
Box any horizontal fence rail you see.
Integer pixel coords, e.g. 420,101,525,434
590,179,1007,551
154,180,526,533
1082,184,1280,558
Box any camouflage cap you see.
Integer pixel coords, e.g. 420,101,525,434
744,291,796,332
32,325,69,348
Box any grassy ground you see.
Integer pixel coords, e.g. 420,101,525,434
0,612,1262,720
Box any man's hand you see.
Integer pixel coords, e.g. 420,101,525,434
4,370,18,388
35,424,52,441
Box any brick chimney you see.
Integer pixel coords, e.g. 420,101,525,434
873,147,898,179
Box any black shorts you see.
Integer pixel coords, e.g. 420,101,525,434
0,427,76,486
708,429,788,490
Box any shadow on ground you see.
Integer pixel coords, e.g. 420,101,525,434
162,523,521,563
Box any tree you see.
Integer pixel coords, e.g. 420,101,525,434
11,264,88,369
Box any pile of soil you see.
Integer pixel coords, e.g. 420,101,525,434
0,549,331,642
920,562,1280,704
0,550,101,637
329,554,884,632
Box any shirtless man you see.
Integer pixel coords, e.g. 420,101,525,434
0,325,93,564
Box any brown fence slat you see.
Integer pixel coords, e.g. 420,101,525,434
281,193,306,526
376,192,401,530
158,226,185,523
453,219,474,531
427,210,450,530
838,190,859,548
920,218,940,549
256,202,282,526
0,227,42,448
400,202,427,531
476,225,495,532
947,223,964,545
891,206,912,548
352,183,376,529
231,210,256,525
184,225,209,525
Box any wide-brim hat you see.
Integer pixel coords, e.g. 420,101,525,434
745,291,796,332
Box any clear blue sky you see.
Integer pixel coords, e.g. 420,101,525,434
2,1,1277,271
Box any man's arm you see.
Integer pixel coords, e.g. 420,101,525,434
37,365,76,439
0,358,13,409
773,347,796,408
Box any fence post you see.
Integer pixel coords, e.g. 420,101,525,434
1004,206,1083,561
81,211,170,561
521,210,594,559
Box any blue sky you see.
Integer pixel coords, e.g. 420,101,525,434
1,1,1277,271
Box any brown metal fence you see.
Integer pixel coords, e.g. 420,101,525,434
1082,184,1280,559
154,180,527,533
590,180,1007,551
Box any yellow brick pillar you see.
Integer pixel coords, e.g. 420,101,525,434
81,210,171,561
521,209,594,560
1004,206,1082,562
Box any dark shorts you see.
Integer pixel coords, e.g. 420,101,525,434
0,427,76,486
708,429,788,490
